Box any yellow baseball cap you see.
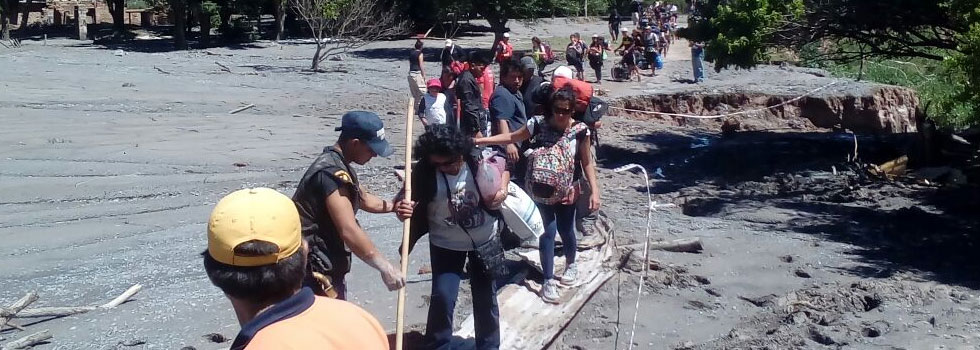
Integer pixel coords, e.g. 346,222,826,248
207,188,302,267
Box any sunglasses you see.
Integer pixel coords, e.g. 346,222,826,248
553,107,574,115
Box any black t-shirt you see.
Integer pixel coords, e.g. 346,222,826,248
292,147,359,275
409,49,422,72
455,70,484,134
521,75,545,116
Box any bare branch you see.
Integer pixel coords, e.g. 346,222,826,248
289,0,408,70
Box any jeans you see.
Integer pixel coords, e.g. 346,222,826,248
538,203,577,280
692,47,705,82
424,245,501,350
408,71,425,102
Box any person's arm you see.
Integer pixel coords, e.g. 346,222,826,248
359,187,397,214
325,187,405,291
488,169,511,209
475,125,531,146
579,134,600,212
418,53,426,80
496,120,520,163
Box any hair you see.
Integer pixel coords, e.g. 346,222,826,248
531,36,541,44
414,124,473,163
467,50,490,65
499,58,524,78
414,39,423,50
203,240,306,305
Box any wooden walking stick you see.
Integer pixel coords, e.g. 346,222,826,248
395,97,416,350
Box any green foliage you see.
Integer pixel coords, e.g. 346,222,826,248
320,0,350,19
686,0,980,128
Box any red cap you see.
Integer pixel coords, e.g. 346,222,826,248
426,78,442,89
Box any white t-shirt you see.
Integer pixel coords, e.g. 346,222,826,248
422,93,448,125
427,165,497,251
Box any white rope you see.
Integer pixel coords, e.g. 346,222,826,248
612,163,653,350
609,81,840,119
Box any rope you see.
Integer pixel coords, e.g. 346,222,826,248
612,164,653,350
609,81,840,119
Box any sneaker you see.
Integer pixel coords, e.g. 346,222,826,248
560,263,579,286
542,280,560,304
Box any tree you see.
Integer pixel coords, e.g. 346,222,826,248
106,0,127,33
682,0,980,127
1,0,10,41
169,0,188,49
290,0,406,71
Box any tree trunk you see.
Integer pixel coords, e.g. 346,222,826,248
486,16,507,46
216,0,230,33
273,0,284,42
19,0,28,29
1,11,10,41
170,0,187,49
191,0,209,47
311,43,322,71
108,0,125,33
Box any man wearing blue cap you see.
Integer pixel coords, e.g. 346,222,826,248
293,111,406,300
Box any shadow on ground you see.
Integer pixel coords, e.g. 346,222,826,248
598,129,980,289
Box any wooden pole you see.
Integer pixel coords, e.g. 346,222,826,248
395,97,416,350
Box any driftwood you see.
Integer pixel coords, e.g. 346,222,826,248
0,293,38,330
215,61,233,73
623,237,704,253
1,284,141,320
1,330,51,349
228,104,256,114
153,66,172,75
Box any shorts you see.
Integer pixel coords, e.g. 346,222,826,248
644,51,657,69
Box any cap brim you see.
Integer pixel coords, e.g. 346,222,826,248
368,138,394,157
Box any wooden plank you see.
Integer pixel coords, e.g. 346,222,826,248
452,243,614,349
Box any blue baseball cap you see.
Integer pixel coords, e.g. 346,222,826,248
335,111,394,157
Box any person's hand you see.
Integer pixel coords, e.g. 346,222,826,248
589,192,601,212
488,186,508,209
505,144,520,163
379,260,406,291
394,200,415,221
560,184,580,205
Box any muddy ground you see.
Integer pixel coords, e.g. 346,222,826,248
2,17,979,350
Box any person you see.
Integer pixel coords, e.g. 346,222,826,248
631,0,643,26
691,41,706,83
531,37,552,77
203,188,389,349
473,88,601,303
395,125,507,350
440,39,465,69
489,58,527,169
587,35,609,84
565,33,586,80
608,8,621,42
418,78,449,129
293,111,406,300
408,39,426,102
641,25,660,76
519,56,545,117
455,50,490,137
440,66,458,120
495,33,514,64
476,60,496,136
660,20,672,56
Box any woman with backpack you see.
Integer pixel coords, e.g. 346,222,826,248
395,124,508,349
566,33,587,81
474,87,601,304
588,35,610,84
531,37,554,78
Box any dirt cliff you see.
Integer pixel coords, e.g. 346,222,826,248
611,85,920,134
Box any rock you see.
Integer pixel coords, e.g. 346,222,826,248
779,255,795,263
122,83,135,87
808,326,839,345
203,333,228,343
794,269,812,278
114,49,126,56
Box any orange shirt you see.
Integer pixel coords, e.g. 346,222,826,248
234,289,389,350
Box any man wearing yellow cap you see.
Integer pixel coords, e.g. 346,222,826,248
293,110,406,299
203,188,389,350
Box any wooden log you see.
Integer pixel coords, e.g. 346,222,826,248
395,97,417,350
100,284,142,309
228,104,256,114
2,330,52,349
622,237,703,253
9,284,141,319
0,293,38,329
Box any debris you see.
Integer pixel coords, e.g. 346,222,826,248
0,292,39,330
118,338,146,347
2,284,141,320
417,264,431,275
875,155,908,177
779,255,794,263
233,162,248,167
121,83,135,87
215,61,233,73
739,294,777,307
203,333,227,343
649,237,703,253
153,66,172,75
794,269,812,278
113,50,126,56
1,330,51,349
228,104,256,114
705,288,722,297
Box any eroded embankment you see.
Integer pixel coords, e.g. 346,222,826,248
611,86,920,134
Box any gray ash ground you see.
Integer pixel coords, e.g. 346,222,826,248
2,17,979,350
